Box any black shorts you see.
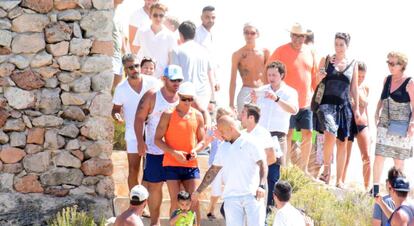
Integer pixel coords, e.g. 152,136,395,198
289,108,313,131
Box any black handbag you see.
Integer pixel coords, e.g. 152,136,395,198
311,55,330,112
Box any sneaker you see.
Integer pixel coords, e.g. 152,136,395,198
207,212,216,221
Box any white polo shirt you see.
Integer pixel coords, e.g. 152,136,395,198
133,26,177,78
112,75,160,141
248,125,282,158
129,7,151,32
213,133,266,198
257,83,298,134
273,203,306,226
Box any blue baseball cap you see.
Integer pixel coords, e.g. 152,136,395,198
163,65,184,80
392,177,410,192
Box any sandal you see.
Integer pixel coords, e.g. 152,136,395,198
318,173,329,184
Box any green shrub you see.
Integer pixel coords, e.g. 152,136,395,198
113,121,126,150
48,205,105,226
267,166,374,226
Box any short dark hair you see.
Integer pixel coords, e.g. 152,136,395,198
243,103,260,123
357,61,367,72
266,61,286,79
130,198,145,206
335,32,351,46
387,166,404,186
140,57,156,68
273,180,292,202
178,21,196,40
202,5,215,13
177,191,191,201
122,53,137,65
305,29,314,44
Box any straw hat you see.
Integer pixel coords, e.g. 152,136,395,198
287,22,309,35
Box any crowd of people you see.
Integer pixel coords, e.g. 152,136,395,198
111,1,414,225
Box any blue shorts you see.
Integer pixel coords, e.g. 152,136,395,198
143,154,166,183
267,163,280,208
164,166,200,181
289,108,313,131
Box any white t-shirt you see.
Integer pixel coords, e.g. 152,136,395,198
213,133,266,198
248,125,282,158
257,83,298,134
112,75,160,141
133,26,177,78
129,7,151,31
273,203,306,226
195,25,217,71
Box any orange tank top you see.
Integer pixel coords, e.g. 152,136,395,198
163,107,198,167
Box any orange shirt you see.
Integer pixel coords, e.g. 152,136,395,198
269,43,317,108
163,108,198,168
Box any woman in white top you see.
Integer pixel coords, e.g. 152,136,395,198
251,61,299,166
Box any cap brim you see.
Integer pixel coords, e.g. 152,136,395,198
394,188,410,192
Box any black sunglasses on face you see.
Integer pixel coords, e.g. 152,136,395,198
152,13,164,18
180,96,194,102
127,64,140,70
169,79,183,83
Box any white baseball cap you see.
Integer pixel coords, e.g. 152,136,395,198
129,185,149,202
178,81,196,96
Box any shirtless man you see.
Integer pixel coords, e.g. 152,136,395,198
114,185,148,226
229,23,269,116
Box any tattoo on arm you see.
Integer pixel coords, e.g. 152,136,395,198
196,165,222,193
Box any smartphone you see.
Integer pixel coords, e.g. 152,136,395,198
186,153,192,161
373,185,379,197
255,90,265,98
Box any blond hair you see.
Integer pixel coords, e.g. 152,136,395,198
387,51,408,71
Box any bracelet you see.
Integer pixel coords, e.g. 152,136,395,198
209,100,216,104
258,184,266,189
274,96,280,102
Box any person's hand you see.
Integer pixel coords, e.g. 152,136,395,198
191,191,199,205
172,150,187,163
230,105,238,118
354,110,363,125
138,141,147,156
264,91,277,101
374,194,385,205
189,149,197,161
114,113,124,124
407,123,414,138
250,90,258,103
256,186,265,200
204,127,216,144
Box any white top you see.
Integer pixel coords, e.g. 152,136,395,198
195,25,217,70
133,26,177,78
145,90,178,155
248,125,282,158
213,133,266,198
272,203,306,226
171,40,211,103
129,7,151,31
257,83,298,134
112,75,160,141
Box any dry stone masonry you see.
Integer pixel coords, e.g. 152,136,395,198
0,0,115,224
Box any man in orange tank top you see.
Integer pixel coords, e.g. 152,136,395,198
154,82,207,226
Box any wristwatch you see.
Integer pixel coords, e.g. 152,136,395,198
274,96,280,102
258,184,266,189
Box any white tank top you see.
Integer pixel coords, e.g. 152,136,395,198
145,90,178,155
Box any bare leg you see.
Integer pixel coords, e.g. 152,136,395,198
336,139,347,187
342,140,353,183
393,159,405,171
182,179,200,226
127,153,141,190
143,181,163,226
321,131,336,184
373,155,385,185
166,180,181,215
300,129,313,175
208,196,220,216
356,128,371,189
285,129,294,166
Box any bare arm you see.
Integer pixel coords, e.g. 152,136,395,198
375,77,387,125
276,96,298,114
257,159,268,186
192,100,211,128
406,80,414,137
191,112,207,153
263,48,270,70
229,52,239,109
134,90,156,155
196,165,222,193
372,219,381,226
350,63,360,119
154,111,174,154
391,210,410,226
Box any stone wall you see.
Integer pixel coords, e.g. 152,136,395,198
0,0,115,224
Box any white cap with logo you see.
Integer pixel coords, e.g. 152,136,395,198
129,185,149,202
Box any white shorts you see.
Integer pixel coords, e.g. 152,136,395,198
237,86,253,117
112,57,123,76
126,139,138,153
211,169,223,197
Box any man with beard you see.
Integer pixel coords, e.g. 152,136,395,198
112,54,160,191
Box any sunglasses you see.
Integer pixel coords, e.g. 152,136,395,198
127,64,140,70
152,13,164,18
292,33,306,38
180,96,194,102
244,31,257,36
169,79,183,83
387,61,401,67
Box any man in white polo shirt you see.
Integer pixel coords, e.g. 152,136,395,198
192,115,267,226
128,0,158,54
252,61,298,166
133,3,177,78
240,103,281,213
112,54,160,191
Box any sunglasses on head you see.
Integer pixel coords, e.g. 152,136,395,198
169,79,183,83
127,64,140,70
180,96,194,102
152,13,164,18
387,61,401,67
